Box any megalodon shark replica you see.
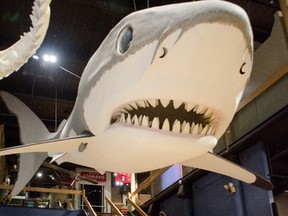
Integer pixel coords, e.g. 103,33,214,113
0,1,273,196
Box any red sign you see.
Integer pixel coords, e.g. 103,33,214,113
80,171,106,182
114,173,131,185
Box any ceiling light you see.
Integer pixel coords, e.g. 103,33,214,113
43,54,57,63
50,55,57,63
36,172,43,178
32,55,39,60
43,54,50,62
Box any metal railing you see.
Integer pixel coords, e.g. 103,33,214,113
0,184,98,216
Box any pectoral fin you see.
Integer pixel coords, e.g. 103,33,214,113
0,135,94,157
181,152,273,190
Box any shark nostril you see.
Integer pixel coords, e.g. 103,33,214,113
159,47,168,58
239,62,246,75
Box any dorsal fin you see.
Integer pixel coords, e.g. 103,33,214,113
0,91,53,143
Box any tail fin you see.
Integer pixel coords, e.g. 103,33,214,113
0,91,60,196
181,152,273,190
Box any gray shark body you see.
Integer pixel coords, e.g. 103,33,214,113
0,1,272,196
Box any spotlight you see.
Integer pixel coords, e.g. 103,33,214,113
43,54,50,62
36,172,43,178
224,182,236,194
43,54,57,63
32,55,39,60
50,55,57,63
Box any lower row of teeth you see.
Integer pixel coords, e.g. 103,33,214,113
115,113,216,135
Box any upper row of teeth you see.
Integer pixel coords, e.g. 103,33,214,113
122,99,214,115
115,113,216,135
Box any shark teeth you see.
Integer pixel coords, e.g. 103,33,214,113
111,99,217,136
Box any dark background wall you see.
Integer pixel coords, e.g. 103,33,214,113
156,142,274,216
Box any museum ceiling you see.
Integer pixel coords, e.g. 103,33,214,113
0,0,287,192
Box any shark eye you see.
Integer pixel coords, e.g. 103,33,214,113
239,62,246,75
117,27,133,54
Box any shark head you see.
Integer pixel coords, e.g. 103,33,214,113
65,1,253,172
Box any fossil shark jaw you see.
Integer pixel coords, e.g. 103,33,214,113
0,0,51,79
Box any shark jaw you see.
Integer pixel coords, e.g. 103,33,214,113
110,99,217,136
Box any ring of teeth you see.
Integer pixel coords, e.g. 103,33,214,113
111,99,217,136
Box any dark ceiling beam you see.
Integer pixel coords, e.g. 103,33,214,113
250,0,280,10
63,0,134,13
252,26,272,43
270,148,288,162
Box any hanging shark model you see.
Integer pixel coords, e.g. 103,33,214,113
0,0,51,79
0,1,273,196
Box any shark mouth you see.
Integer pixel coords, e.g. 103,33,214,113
110,99,217,136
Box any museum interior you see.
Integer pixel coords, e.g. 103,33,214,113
0,0,288,215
